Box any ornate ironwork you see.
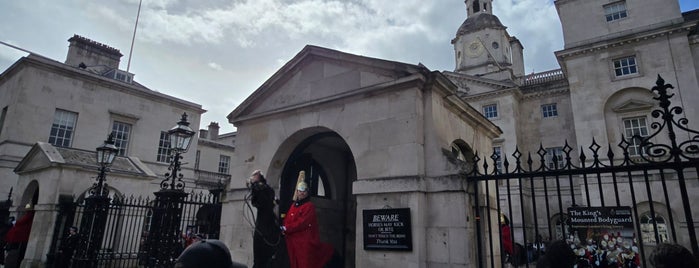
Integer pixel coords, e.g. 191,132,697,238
466,74,699,267
160,152,186,190
635,75,699,162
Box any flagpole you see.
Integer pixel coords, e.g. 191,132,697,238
126,0,143,73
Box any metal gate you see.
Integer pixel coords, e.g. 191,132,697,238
48,189,222,268
466,76,699,267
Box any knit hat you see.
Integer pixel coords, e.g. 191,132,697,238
175,239,234,268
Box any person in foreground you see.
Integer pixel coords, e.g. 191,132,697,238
281,171,334,268
536,240,575,268
649,242,699,268
175,239,246,268
248,169,280,268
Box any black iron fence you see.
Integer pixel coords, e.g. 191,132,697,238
48,190,222,268
467,76,699,267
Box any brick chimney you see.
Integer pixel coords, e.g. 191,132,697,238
208,122,220,140
199,129,209,139
65,35,122,69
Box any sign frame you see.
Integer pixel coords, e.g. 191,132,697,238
362,208,413,251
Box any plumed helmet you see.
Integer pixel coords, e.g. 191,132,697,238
296,181,308,192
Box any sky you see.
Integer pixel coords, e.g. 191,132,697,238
1,0,698,134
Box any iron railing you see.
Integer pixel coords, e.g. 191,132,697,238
467,75,699,267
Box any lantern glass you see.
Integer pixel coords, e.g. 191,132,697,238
168,113,195,153
96,134,118,166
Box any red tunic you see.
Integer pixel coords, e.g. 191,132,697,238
501,224,513,255
283,199,333,268
5,211,34,243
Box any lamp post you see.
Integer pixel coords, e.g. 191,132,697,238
145,113,195,267
74,133,118,268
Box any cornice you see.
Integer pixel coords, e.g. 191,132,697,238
521,86,570,100
442,71,515,90
556,21,695,59
2,55,205,113
460,87,519,102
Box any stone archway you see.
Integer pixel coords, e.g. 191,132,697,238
276,130,357,268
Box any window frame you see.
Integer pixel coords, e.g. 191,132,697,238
482,103,499,119
112,121,132,156
545,147,565,169
640,213,669,245
48,109,79,148
0,106,7,138
493,146,503,174
218,155,231,174
622,116,649,157
542,103,558,118
156,131,171,163
195,150,201,170
613,55,639,77
604,1,628,22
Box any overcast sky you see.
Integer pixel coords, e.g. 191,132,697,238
2,0,698,134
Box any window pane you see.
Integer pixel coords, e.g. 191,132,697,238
483,104,498,119
623,117,648,156
48,109,78,147
112,121,132,156
218,155,230,174
613,56,638,77
156,131,171,163
605,2,627,22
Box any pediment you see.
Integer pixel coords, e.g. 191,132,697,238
611,99,654,113
228,45,426,124
14,142,65,173
15,142,153,177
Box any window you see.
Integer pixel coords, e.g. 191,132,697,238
542,103,558,118
0,106,7,137
48,109,78,147
545,147,565,169
195,150,201,170
483,104,498,119
218,155,230,174
156,131,171,163
613,56,638,77
604,2,627,22
623,117,649,156
493,146,503,174
640,213,668,245
112,121,132,156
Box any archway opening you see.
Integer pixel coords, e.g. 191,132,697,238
279,131,357,267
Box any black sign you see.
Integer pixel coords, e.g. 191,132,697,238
363,208,412,251
568,206,633,229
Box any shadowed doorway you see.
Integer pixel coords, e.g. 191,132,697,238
279,132,356,268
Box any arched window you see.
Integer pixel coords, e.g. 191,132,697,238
640,213,669,245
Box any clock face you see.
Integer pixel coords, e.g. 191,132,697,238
465,40,484,58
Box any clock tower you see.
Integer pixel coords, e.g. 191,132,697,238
452,0,524,82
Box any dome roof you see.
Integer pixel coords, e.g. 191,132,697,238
456,13,506,36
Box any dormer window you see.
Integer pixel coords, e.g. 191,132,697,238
103,69,134,84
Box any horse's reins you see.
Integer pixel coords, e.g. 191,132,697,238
243,186,282,247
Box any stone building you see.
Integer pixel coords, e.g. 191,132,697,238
223,45,501,267
0,35,233,266
224,0,699,266
446,0,699,260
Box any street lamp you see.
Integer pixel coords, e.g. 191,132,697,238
160,113,196,190
147,113,196,266
93,133,118,196
74,133,118,268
